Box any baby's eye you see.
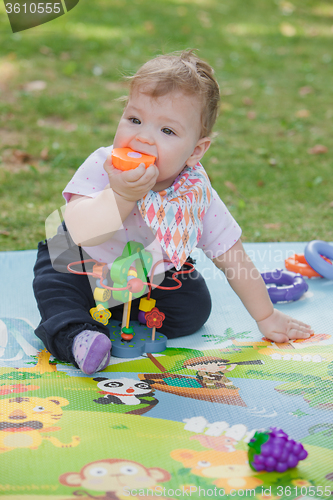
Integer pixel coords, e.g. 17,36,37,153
129,117,141,125
162,127,175,136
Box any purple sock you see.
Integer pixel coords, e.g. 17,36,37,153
72,330,111,375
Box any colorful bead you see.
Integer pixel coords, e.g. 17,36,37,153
139,297,156,312
121,326,134,341
96,278,108,287
127,278,144,293
96,301,109,309
92,262,107,278
138,310,146,324
93,287,111,302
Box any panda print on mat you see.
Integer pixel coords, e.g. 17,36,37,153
93,377,158,415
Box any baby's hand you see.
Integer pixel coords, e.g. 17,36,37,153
103,155,159,202
257,309,314,343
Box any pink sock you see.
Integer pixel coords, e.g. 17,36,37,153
72,330,111,375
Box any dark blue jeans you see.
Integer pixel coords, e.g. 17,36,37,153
33,226,212,365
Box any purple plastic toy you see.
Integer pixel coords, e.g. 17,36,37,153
304,240,333,280
261,269,308,303
248,427,308,473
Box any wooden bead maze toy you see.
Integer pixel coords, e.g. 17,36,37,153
67,241,195,358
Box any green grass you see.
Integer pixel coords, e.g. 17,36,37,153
0,0,332,250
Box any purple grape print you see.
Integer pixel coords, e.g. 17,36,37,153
248,427,308,472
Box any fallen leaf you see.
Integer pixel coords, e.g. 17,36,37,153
306,26,318,37
242,79,254,89
221,88,234,96
257,180,265,187
308,144,328,155
299,86,313,96
0,61,18,86
247,111,257,120
242,97,253,106
329,201,333,208
279,1,295,15
60,52,71,61
0,149,42,173
39,46,52,55
23,80,47,92
0,231,10,236
181,25,191,35
296,109,310,118
280,22,296,37
144,21,155,33
6,52,16,61
197,11,212,28
224,181,238,193
220,102,233,112
40,147,49,160
264,223,282,230
269,158,278,166
37,117,77,132
0,129,26,147
13,149,31,163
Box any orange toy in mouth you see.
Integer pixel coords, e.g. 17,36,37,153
112,148,156,171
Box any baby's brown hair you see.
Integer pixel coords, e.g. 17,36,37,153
128,50,220,138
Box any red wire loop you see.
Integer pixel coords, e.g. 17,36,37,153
67,258,195,295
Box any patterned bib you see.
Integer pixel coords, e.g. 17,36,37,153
137,163,212,270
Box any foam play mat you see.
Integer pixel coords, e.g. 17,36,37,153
1,242,333,500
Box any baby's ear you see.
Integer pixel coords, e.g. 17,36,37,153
186,137,211,167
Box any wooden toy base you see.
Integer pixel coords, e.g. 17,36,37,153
107,320,167,358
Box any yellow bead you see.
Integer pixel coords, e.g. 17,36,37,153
127,269,138,278
93,287,111,302
139,297,156,312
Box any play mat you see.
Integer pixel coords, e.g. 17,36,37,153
0,242,333,500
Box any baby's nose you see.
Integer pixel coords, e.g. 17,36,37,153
138,136,154,145
136,129,154,145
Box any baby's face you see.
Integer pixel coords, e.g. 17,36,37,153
113,88,206,191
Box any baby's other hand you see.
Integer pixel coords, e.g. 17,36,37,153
256,309,314,343
103,155,159,202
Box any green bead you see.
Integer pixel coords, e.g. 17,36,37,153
96,301,109,309
122,327,134,335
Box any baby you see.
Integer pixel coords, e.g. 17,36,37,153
33,50,312,374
